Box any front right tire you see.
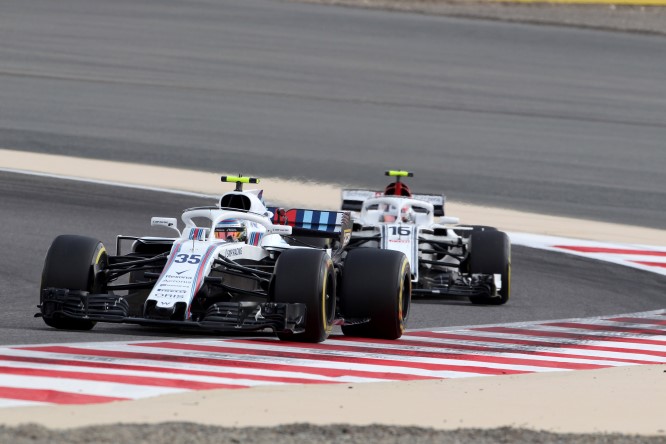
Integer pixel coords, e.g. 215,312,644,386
468,230,511,305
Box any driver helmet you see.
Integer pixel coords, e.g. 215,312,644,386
380,203,397,223
401,205,416,223
384,181,412,197
215,219,246,242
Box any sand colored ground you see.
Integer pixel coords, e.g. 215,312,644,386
1,148,665,435
1,364,665,435
2,149,664,246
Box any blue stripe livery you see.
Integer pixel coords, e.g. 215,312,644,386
187,228,209,241
268,207,344,233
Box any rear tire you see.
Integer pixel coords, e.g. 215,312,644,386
468,230,510,305
40,235,108,330
272,249,335,343
340,249,411,340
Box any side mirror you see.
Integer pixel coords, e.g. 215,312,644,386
267,225,292,235
438,216,460,225
151,217,181,235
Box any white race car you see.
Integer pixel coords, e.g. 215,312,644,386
39,175,411,342
341,171,510,305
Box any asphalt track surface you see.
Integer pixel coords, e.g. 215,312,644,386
0,0,665,345
1,0,665,229
2,170,665,347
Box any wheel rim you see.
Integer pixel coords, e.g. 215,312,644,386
397,258,411,334
321,261,335,335
91,245,108,293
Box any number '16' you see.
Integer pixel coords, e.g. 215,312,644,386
390,227,411,236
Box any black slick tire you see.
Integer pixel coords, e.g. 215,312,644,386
340,249,411,340
272,249,335,343
468,230,511,305
40,235,108,330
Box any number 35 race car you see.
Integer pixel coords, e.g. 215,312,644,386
38,176,411,342
341,171,511,305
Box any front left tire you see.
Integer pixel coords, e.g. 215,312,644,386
40,235,108,330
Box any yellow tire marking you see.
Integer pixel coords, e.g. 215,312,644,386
322,259,333,334
506,261,512,301
398,258,410,333
95,246,106,265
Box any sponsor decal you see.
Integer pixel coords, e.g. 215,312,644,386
151,217,177,227
343,190,376,199
156,289,187,294
269,226,292,235
156,294,186,299
413,194,443,205
222,247,243,257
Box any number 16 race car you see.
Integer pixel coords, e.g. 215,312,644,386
38,175,411,342
341,171,511,305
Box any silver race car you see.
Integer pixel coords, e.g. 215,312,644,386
341,171,510,305
38,175,411,342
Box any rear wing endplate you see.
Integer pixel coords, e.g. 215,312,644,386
341,189,379,212
412,193,446,217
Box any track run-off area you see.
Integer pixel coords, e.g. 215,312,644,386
1,309,666,408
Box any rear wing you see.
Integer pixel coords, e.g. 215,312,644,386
267,207,352,244
412,193,446,217
341,189,446,216
341,189,379,212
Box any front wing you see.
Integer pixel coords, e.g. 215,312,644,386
413,272,502,299
39,288,307,333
